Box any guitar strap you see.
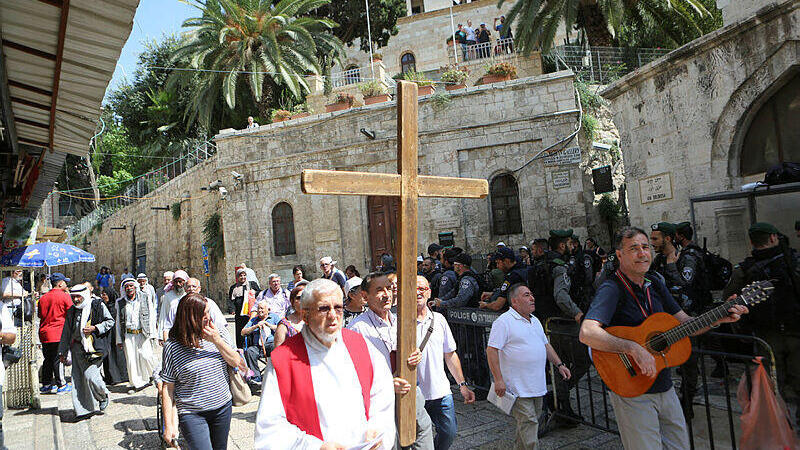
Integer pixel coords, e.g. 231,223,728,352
615,270,653,319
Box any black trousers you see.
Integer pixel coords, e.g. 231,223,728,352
234,315,249,349
40,342,65,387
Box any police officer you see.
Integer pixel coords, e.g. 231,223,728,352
428,243,444,270
478,246,527,311
435,247,462,303
531,238,549,265
567,235,594,311
543,229,586,426
430,253,480,309
421,257,443,299
723,222,800,420
674,222,713,313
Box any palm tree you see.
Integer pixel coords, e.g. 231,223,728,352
498,0,714,54
173,0,345,125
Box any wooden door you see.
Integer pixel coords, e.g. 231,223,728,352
367,196,399,269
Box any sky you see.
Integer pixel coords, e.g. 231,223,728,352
106,0,196,96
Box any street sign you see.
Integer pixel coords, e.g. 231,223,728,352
201,245,210,276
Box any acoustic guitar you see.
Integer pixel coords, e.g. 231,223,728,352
591,280,773,397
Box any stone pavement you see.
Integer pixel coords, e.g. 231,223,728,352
3,316,623,449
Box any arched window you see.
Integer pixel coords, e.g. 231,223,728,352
490,173,522,235
272,202,296,256
344,64,361,85
740,73,800,176
401,52,416,74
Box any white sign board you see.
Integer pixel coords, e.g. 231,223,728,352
542,147,581,166
552,170,571,189
639,172,673,204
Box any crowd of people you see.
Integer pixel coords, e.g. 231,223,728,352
0,218,796,450
450,16,513,61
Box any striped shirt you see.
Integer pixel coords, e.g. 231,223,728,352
161,336,232,414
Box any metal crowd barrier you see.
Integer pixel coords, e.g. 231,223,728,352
4,295,39,409
444,309,780,448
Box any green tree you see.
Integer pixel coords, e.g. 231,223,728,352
498,0,716,53
312,0,406,52
173,0,346,124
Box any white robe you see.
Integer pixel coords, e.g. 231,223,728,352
254,327,395,450
115,296,156,389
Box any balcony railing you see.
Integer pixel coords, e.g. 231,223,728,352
550,45,671,84
330,67,364,88
448,38,516,64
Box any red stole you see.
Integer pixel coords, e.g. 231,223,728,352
271,328,374,440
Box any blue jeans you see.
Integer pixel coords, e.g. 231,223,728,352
178,400,232,450
424,394,457,450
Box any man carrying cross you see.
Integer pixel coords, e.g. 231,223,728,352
300,81,488,446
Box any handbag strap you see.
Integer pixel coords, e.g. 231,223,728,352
419,312,435,352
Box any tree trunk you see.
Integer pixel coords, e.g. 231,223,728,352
577,2,616,47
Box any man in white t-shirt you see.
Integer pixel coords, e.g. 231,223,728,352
415,276,475,450
0,301,18,448
1,269,26,311
487,283,571,449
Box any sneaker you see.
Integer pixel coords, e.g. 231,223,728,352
40,385,53,394
50,385,58,394
56,384,72,395
99,398,108,411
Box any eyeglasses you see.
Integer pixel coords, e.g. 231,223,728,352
320,263,331,268
416,286,430,292
317,304,344,314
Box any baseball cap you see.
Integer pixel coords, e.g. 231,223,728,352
453,253,472,267
427,243,443,254
493,246,515,261
345,277,363,294
496,241,506,247
50,273,70,284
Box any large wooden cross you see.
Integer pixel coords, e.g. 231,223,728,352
301,80,488,446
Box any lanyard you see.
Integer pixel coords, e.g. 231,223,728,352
616,270,653,319
367,310,395,353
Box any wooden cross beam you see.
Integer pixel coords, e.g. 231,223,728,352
301,80,488,446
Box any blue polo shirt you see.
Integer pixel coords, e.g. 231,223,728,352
585,272,681,394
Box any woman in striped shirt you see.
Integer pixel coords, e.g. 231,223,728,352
161,294,245,450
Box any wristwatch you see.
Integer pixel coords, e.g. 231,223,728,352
556,362,566,368
457,381,468,388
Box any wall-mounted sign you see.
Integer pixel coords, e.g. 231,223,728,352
592,165,614,194
639,172,673,204
542,146,581,166
552,170,571,189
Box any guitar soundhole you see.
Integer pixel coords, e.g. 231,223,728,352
647,333,669,353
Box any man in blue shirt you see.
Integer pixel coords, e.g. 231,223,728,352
579,226,747,449
242,301,280,383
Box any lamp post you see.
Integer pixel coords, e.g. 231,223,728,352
449,4,459,64
365,0,375,79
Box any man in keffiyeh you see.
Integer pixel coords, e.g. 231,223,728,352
58,284,114,418
115,278,157,392
157,270,188,343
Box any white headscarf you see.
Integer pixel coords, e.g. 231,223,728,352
69,284,93,353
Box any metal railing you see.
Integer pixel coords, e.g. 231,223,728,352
449,38,516,64
330,67,364,88
550,45,671,84
66,140,217,238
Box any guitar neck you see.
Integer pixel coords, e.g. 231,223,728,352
664,299,739,345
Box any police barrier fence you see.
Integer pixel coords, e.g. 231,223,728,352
444,308,780,449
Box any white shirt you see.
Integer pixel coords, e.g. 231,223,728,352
258,288,291,318
347,308,397,368
487,308,548,398
254,326,395,449
416,309,457,401
1,277,25,306
0,303,16,385
158,289,183,339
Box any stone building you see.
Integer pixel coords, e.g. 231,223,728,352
601,0,800,263
62,70,625,302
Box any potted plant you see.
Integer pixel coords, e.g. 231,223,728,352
359,80,390,105
325,92,355,112
271,109,292,122
440,65,469,91
403,71,435,96
479,62,517,85
291,103,310,119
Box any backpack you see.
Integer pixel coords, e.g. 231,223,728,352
764,162,800,186
696,240,733,290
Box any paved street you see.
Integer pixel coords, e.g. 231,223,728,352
2,316,623,449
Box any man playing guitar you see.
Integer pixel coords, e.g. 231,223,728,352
579,226,748,449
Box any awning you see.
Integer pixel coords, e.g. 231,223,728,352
0,0,139,213
36,225,67,243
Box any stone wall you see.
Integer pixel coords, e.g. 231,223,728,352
601,0,800,262
716,0,782,25
60,159,233,307
214,70,595,279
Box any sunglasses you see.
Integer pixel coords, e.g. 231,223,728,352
317,304,344,314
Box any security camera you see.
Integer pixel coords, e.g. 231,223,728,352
231,171,244,181
219,186,229,200
209,179,223,189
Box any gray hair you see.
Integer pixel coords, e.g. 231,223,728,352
300,278,341,310
268,273,280,282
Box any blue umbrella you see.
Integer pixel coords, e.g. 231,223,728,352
1,242,95,267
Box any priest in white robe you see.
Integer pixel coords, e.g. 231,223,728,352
254,278,395,450
115,278,156,391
